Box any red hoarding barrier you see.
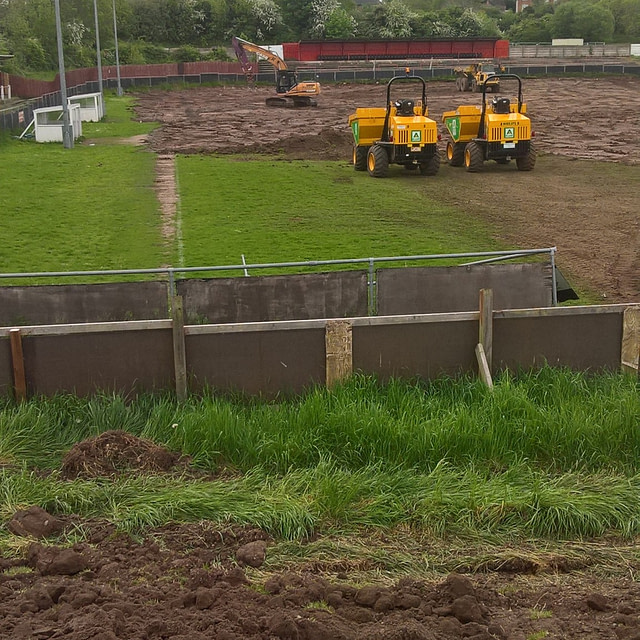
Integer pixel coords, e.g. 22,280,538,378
282,39,509,62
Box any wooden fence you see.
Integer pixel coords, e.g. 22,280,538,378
2,299,638,401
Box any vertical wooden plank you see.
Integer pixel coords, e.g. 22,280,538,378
172,296,188,401
9,328,27,403
475,343,493,389
621,307,640,375
325,320,353,389
479,288,494,372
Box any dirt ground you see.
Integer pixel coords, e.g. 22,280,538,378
133,75,640,302
2,432,640,640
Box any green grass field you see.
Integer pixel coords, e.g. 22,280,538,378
1,93,499,282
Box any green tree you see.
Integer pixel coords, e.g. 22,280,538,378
551,0,614,41
324,8,358,39
228,0,283,42
309,0,357,38
507,13,552,42
602,0,640,39
0,0,57,70
358,0,416,39
277,0,315,39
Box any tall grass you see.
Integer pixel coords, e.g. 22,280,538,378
1,463,639,540
1,368,638,474
1,368,639,543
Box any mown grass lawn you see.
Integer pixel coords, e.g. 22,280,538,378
1,93,499,281
176,156,496,271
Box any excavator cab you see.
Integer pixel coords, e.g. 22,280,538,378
232,36,320,108
276,70,298,94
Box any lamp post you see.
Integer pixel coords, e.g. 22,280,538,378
53,0,73,148
93,0,105,114
112,0,123,96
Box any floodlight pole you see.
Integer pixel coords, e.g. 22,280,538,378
112,0,123,96
54,0,73,148
93,0,105,114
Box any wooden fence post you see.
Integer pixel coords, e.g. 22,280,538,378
325,320,353,389
621,307,640,376
171,296,188,401
477,288,494,388
9,328,27,403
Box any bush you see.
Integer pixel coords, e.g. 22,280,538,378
202,47,233,62
173,45,202,63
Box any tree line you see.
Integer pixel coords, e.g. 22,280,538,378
0,0,638,74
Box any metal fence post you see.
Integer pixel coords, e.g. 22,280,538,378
368,258,376,316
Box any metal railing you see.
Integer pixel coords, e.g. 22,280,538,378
0,247,559,315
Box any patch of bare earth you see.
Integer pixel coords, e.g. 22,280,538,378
155,154,178,253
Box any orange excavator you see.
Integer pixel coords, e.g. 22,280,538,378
232,36,320,107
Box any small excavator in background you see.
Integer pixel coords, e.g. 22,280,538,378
454,61,504,93
231,36,321,107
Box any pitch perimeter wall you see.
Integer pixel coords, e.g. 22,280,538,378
1,303,638,399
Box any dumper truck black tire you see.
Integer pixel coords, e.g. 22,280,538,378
446,141,464,167
353,146,368,171
464,142,484,172
516,144,536,172
367,145,389,178
419,149,441,176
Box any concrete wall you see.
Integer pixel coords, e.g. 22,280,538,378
377,263,552,315
0,264,552,326
0,282,169,326
177,271,369,324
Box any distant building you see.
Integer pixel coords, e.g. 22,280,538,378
516,0,553,12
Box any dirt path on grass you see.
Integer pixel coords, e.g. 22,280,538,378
132,76,640,302
2,431,640,640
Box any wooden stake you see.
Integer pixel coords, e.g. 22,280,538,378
476,342,493,389
325,320,352,389
479,288,494,373
9,328,27,403
621,307,640,375
171,296,188,401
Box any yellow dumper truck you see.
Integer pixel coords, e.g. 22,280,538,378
348,74,440,178
442,74,535,172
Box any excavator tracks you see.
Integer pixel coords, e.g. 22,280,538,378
265,96,318,108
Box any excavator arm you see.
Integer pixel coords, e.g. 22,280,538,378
231,36,320,107
232,36,288,73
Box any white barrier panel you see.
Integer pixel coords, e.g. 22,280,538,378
67,92,104,122
34,104,83,143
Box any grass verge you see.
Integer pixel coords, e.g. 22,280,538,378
1,369,639,561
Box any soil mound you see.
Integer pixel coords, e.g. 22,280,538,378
60,430,189,479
